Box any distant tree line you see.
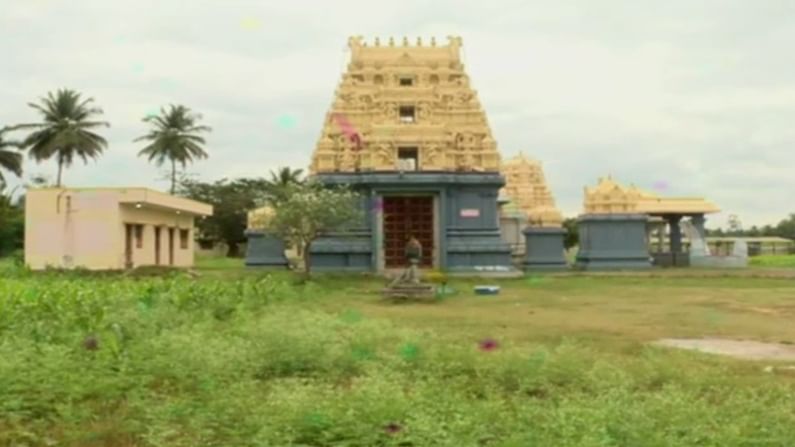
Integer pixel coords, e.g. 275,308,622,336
705,215,795,239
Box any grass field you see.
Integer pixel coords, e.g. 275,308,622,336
750,254,795,268
1,261,795,446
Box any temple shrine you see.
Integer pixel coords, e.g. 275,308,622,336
254,36,519,273
500,153,563,227
580,176,721,267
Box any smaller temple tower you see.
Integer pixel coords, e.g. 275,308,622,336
500,153,563,227
582,176,657,214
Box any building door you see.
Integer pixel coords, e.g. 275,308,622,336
168,228,175,266
383,196,434,268
124,224,133,268
154,226,161,265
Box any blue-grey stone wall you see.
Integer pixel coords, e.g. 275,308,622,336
575,214,652,270
307,172,514,273
309,191,373,272
445,185,512,271
523,227,567,270
244,230,288,267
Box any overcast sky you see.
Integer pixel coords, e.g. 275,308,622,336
2,0,793,228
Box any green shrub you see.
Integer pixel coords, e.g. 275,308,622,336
1,273,795,446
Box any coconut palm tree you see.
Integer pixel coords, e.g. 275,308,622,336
264,167,304,204
267,166,304,188
11,89,109,187
0,127,23,184
135,104,211,194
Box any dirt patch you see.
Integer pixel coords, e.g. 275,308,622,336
654,338,795,361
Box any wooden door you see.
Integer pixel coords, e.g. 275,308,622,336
168,228,175,266
383,196,434,268
154,226,161,265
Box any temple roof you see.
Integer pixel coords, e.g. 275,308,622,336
348,36,463,65
635,197,721,215
583,176,719,215
503,151,540,167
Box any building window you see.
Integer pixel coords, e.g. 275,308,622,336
399,106,416,123
399,77,414,86
134,224,144,249
374,74,384,85
180,229,190,249
397,147,418,171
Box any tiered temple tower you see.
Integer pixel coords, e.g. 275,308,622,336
310,35,501,174
500,153,563,227
294,36,514,273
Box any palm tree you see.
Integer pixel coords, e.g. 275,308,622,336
0,127,23,184
264,167,304,203
12,89,109,187
135,105,211,194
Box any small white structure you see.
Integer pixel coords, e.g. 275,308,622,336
681,220,748,268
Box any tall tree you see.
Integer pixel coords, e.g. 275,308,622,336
264,166,304,204
177,177,269,257
0,183,24,257
11,89,109,187
0,127,23,184
135,105,211,194
774,214,795,239
562,217,579,249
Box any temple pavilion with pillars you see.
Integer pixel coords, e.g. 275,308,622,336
582,176,720,267
300,35,521,273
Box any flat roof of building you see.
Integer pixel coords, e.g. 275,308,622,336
30,187,213,216
635,197,721,215
706,236,794,243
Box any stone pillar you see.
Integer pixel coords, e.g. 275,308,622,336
522,227,567,271
691,214,706,240
244,230,289,267
667,215,683,254
574,214,652,270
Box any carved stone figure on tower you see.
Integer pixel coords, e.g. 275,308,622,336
337,147,358,172
422,144,443,168
375,144,395,167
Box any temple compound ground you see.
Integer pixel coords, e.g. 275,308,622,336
3,256,795,444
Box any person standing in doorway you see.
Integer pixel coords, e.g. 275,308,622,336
405,235,423,283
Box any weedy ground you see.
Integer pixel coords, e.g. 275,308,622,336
1,257,794,446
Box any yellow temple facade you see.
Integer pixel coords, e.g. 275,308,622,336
309,35,501,174
500,153,563,227
583,176,720,215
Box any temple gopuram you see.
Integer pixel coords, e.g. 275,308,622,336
301,36,515,273
500,153,563,227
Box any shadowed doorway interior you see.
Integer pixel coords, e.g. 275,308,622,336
383,196,433,268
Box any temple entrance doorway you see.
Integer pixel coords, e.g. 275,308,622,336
383,196,434,268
